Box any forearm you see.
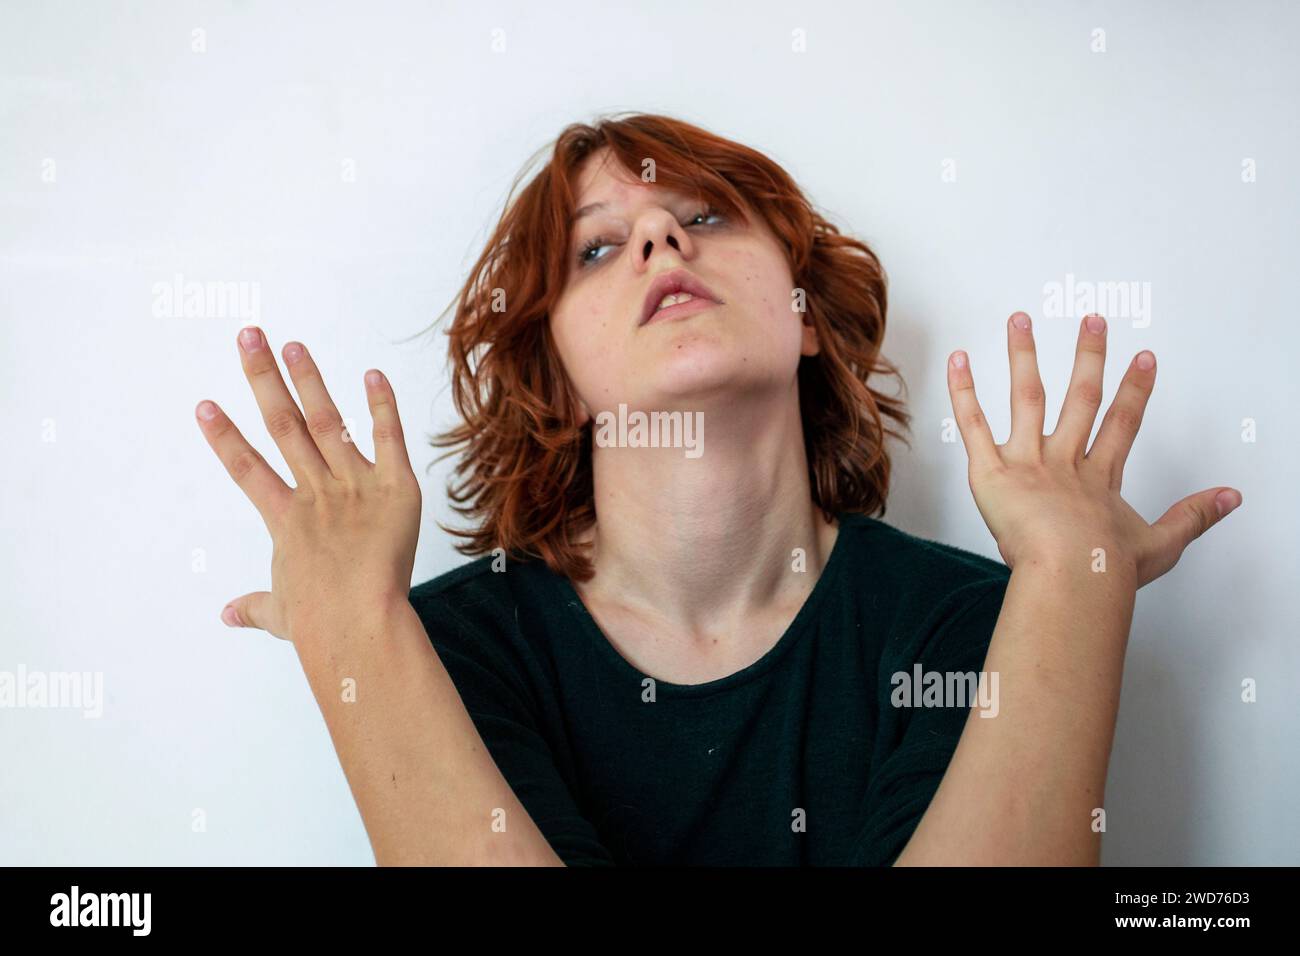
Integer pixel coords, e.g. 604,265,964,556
290,598,564,866
894,551,1137,865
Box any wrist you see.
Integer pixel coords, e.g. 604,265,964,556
287,588,415,656
1012,539,1138,585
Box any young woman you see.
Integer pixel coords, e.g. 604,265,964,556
194,113,1241,866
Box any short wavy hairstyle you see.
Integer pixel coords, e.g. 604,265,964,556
424,111,911,582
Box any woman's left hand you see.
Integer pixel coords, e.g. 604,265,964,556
194,326,422,645
946,311,1241,589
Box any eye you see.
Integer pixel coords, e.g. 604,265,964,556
577,234,615,268
575,204,727,269
685,204,725,228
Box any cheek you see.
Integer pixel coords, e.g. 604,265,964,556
554,297,622,397
720,246,796,335
584,300,616,361
555,293,602,350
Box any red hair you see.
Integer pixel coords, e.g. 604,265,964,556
423,112,911,582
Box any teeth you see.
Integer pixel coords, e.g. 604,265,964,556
655,292,696,312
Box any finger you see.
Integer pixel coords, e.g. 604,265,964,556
195,399,292,528
946,350,1000,473
1084,350,1156,490
1145,487,1242,584
281,341,371,481
220,591,288,640
1005,311,1046,461
236,326,332,491
364,369,414,477
1047,314,1108,463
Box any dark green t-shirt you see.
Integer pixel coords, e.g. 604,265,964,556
407,510,1011,866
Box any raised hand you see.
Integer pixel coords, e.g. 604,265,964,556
946,311,1241,588
195,326,422,643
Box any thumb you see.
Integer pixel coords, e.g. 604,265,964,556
220,591,285,640
1147,487,1242,582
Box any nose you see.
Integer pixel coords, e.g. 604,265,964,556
633,209,690,268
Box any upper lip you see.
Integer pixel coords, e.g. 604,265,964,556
639,268,723,326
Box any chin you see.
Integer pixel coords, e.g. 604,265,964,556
641,356,759,407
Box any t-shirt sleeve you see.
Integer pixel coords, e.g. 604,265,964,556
410,588,617,866
849,576,1010,867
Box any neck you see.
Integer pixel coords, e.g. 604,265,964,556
578,384,838,635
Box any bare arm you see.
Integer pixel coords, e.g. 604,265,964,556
292,597,565,866
894,552,1135,865
903,309,1240,864
194,328,564,866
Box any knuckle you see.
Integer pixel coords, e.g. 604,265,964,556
961,409,986,431
372,421,405,444
1130,374,1155,397
264,407,301,441
1073,381,1104,409
316,476,360,504
384,470,420,496
305,409,341,440
294,363,321,385
248,361,281,382
1183,501,1209,535
1109,404,1144,435
1015,381,1046,406
229,447,263,483
208,416,236,442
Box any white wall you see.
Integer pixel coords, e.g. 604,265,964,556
1,0,1294,865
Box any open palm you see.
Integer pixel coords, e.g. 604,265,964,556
945,311,1241,588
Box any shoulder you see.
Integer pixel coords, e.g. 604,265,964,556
407,553,547,658
837,513,1011,655
839,512,1008,587
409,546,555,607
409,553,506,608
406,554,561,717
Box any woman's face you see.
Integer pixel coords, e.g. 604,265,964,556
549,148,819,425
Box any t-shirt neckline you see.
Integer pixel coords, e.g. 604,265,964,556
553,511,857,699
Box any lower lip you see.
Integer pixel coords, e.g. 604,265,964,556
641,297,718,327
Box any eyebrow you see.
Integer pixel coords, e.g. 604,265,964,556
569,190,694,225
570,202,607,224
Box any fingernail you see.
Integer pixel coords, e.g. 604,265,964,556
951,351,967,369
365,369,383,387
1086,314,1106,334
238,327,263,352
1136,351,1155,370
1011,312,1031,330
284,342,305,364
221,605,243,627
196,400,217,421
1215,490,1240,517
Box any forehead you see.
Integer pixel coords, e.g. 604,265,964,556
571,150,690,213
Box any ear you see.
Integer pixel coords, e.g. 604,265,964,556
799,312,821,357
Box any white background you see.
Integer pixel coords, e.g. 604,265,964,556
1,0,1295,865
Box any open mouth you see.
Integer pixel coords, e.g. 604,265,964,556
642,293,719,326
638,268,724,327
